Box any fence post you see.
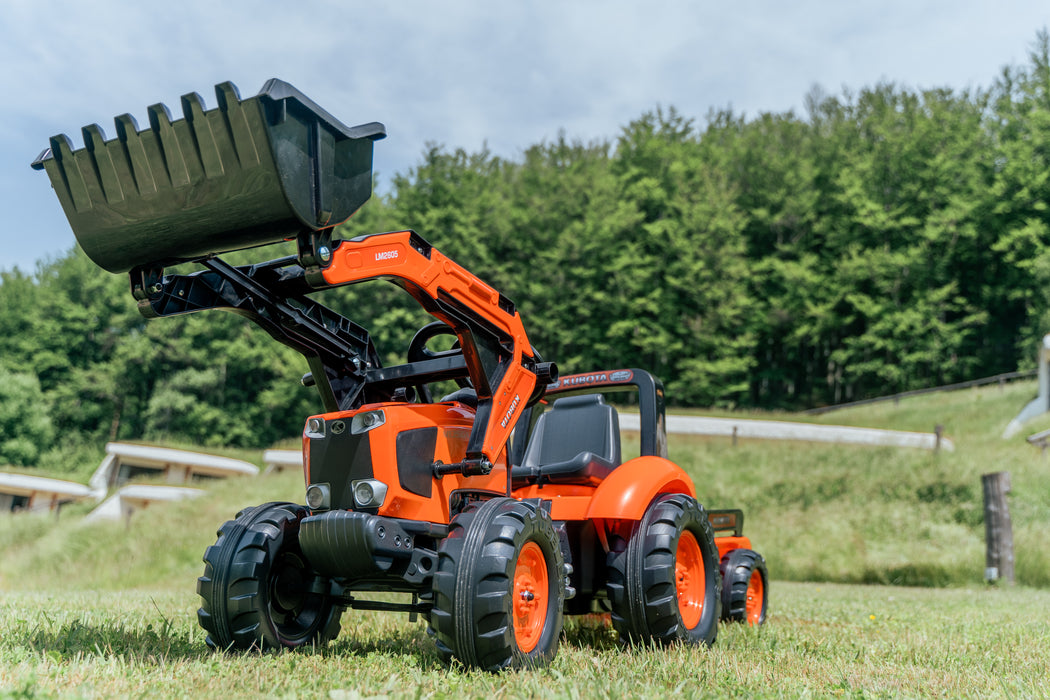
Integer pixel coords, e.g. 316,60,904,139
982,471,1015,584
935,424,944,453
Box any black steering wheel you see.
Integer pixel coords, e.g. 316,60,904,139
406,321,473,392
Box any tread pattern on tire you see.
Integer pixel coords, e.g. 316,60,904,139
606,493,721,646
428,497,565,670
719,548,768,625
197,502,342,650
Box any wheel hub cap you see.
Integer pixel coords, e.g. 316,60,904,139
675,530,705,629
745,566,765,625
512,541,548,653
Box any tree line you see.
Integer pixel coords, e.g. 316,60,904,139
2,32,1049,466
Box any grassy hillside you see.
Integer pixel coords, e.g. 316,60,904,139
679,379,1050,587
2,379,1049,591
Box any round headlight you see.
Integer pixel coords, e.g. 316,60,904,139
351,410,386,434
353,481,375,507
306,483,330,510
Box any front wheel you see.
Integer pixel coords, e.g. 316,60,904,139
607,493,721,646
197,502,342,650
428,498,565,670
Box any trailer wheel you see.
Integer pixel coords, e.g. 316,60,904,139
607,493,721,646
197,502,342,650
720,548,768,625
429,497,565,670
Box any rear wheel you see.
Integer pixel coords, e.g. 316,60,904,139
607,493,721,646
719,548,768,626
429,498,565,670
197,502,342,650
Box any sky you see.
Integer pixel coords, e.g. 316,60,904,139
2,0,1048,274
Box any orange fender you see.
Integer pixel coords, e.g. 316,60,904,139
586,456,695,521
715,535,753,561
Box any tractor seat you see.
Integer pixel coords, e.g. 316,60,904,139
512,394,621,488
440,387,478,408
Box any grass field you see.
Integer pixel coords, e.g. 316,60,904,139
2,380,1050,696
2,582,1047,698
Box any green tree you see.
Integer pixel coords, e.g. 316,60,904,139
0,369,54,466
609,109,755,405
988,30,1050,361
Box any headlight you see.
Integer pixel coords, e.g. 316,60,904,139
351,409,386,434
351,479,388,508
305,417,325,438
306,483,331,510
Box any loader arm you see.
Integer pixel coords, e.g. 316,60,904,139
131,254,387,413
131,230,552,470
316,230,553,470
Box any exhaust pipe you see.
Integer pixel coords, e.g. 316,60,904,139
32,79,385,273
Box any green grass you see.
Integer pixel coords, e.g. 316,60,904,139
1,583,1047,698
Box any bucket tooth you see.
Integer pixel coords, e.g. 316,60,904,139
147,102,191,188
180,92,224,179
47,133,92,213
82,124,125,204
215,82,260,169
115,113,158,196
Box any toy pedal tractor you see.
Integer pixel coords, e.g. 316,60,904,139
34,79,767,669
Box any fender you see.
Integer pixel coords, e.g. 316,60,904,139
586,456,695,521
715,536,754,561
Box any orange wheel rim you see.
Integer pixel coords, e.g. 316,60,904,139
745,567,765,625
675,530,705,629
513,541,548,652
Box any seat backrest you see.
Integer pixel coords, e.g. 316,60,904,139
440,387,478,408
522,394,621,469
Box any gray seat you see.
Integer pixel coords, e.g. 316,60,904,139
512,394,621,487
440,387,478,408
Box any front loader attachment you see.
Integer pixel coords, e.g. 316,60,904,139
32,79,385,273
34,79,550,475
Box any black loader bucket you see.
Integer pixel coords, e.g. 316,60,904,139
32,79,385,273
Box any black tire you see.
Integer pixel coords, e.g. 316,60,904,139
607,493,721,646
197,502,342,650
428,498,565,670
719,548,768,626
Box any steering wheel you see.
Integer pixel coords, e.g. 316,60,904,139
406,321,473,391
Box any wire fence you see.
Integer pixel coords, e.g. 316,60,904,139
803,370,1038,415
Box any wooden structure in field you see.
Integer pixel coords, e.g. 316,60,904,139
89,442,259,492
262,449,302,474
0,473,93,515
84,484,204,524
82,443,258,522
2,443,259,521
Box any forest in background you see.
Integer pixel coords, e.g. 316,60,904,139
2,32,1050,469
